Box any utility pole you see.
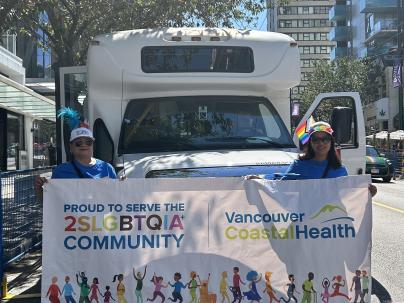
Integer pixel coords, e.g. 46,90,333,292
398,0,404,129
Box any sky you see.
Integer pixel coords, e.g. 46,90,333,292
233,9,268,31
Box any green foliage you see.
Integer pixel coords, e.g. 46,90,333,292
300,57,383,116
0,0,287,67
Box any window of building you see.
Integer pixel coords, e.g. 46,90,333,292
0,109,25,171
279,19,330,28
278,6,330,15
301,72,311,81
0,33,16,54
299,46,331,54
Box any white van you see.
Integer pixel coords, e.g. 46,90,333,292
60,28,365,178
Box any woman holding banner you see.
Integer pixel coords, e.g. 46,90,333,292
34,108,117,201
246,121,377,196
282,121,376,196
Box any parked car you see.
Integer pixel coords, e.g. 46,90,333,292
366,145,394,182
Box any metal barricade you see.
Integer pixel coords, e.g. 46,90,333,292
0,167,53,267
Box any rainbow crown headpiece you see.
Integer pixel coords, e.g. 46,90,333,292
308,121,334,137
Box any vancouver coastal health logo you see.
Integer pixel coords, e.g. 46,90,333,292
224,204,355,240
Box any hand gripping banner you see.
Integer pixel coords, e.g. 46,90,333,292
42,176,372,303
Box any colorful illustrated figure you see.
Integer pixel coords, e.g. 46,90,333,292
147,273,168,303
102,286,115,303
77,273,91,303
187,271,199,303
280,274,299,303
360,271,369,303
113,274,128,303
220,272,231,303
330,275,350,301
243,270,261,303
231,267,245,303
62,276,77,303
133,266,148,303
228,287,243,303
301,272,316,303
168,272,187,303
78,272,87,281
46,276,62,303
262,272,278,303
350,270,362,303
90,277,103,303
320,278,330,303
198,273,217,303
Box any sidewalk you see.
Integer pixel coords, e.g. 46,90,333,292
3,248,41,303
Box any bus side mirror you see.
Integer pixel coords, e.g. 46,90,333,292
93,118,114,164
330,107,352,144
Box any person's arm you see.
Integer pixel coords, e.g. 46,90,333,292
349,278,354,292
107,163,118,179
281,160,302,180
34,176,48,202
142,266,147,279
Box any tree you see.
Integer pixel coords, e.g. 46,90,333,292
0,0,291,67
299,57,384,116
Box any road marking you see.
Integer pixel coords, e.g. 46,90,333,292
373,201,404,214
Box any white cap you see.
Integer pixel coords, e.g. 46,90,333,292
70,127,94,142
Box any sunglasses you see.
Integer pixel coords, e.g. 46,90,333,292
311,136,331,144
74,139,94,147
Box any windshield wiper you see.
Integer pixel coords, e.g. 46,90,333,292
206,136,292,147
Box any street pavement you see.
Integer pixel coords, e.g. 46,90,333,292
371,178,404,303
3,178,404,303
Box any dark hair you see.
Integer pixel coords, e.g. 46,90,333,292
112,274,123,282
299,133,341,169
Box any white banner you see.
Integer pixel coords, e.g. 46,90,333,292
42,176,372,303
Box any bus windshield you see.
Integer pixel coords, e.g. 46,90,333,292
119,96,295,154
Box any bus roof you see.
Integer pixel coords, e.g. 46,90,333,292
93,28,294,44
88,28,300,94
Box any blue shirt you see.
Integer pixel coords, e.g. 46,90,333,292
62,283,74,296
52,159,117,179
169,281,186,292
282,159,348,180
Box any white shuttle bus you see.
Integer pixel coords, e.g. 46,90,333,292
60,28,365,178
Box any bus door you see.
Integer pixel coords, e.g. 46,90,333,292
59,66,114,165
294,92,365,175
59,66,87,162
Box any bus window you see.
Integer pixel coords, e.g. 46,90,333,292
141,46,254,73
118,96,295,154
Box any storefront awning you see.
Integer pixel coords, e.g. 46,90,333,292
0,75,55,121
